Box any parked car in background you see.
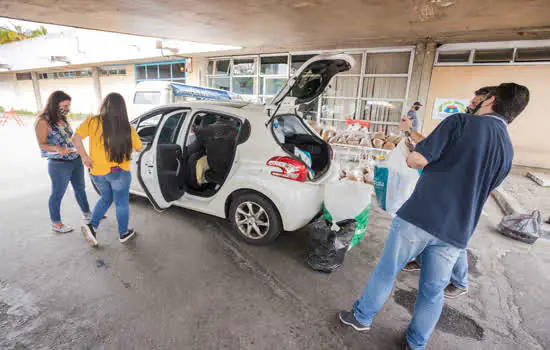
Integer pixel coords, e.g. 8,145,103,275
125,54,355,244
131,81,242,117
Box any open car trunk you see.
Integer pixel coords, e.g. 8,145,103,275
272,114,331,181
265,54,355,181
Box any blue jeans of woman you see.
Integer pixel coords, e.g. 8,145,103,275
90,170,131,235
48,159,90,223
352,216,462,350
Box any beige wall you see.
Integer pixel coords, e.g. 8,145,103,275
0,73,37,112
99,65,136,111
423,65,550,169
0,65,137,115
40,77,96,114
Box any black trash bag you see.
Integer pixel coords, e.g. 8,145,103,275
497,210,542,244
305,217,356,273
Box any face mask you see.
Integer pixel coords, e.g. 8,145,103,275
470,95,491,115
58,106,70,117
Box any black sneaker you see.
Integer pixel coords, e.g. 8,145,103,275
81,224,98,248
338,310,370,332
444,284,468,299
403,260,421,272
119,229,136,243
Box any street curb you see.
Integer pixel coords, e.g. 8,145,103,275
491,187,525,216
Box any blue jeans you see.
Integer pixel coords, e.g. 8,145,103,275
417,248,468,290
90,171,132,235
353,216,462,350
48,159,90,223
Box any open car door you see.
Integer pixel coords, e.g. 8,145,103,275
137,109,188,211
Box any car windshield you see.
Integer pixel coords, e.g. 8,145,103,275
134,91,161,105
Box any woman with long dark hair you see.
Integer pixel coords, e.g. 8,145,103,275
73,93,142,247
35,90,92,233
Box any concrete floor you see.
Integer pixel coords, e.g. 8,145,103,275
1,119,549,350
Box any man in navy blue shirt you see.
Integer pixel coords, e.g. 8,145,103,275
403,86,498,299
339,83,530,350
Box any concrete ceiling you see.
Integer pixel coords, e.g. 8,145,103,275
3,0,550,53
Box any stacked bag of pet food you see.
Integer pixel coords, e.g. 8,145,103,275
373,140,421,216
305,169,373,273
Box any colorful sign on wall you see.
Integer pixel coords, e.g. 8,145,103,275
432,98,470,120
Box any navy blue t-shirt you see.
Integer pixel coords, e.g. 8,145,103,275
397,113,513,249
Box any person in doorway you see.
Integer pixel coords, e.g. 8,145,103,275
338,83,529,350
402,86,497,299
72,93,142,247
406,101,423,131
35,91,92,233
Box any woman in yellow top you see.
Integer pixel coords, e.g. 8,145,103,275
73,93,142,247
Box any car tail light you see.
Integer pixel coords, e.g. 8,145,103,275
266,156,308,182
329,145,335,161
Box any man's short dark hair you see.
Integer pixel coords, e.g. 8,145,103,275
475,86,497,96
492,83,530,124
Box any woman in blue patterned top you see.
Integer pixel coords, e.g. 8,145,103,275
35,91,91,233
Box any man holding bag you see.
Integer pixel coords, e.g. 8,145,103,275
338,83,530,350
402,86,498,299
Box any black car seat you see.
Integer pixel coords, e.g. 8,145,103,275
201,119,239,185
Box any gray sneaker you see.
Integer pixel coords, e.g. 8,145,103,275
52,223,74,234
444,284,468,299
338,311,370,332
403,260,421,272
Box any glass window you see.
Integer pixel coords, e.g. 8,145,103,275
438,50,470,63
215,59,230,75
360,100,404,124
136,113,162,145
233,58,256,75
136,66,146,80
321,98,357,120
346,53,363,75
146,66,158,80
134,91,161,105
473,49,514,63
324,76,360,98
261,56,288,75
209,77,230,91
362,77,408,99
158,112,186,145
232,77,255,95
16,73,32,80
260,78,287,96
365,52,410,74
159,64,171,79
291,54,315,74
207,61,214,75
172,63,186,79
515,47,550,62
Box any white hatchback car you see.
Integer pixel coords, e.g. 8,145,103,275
126,54,355,244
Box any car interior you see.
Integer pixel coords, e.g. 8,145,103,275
272,114,331,181
182,112,250,197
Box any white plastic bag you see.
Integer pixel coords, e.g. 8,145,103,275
324,180,373,226
373,140,420,216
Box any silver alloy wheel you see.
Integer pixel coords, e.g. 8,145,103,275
235,201,270,240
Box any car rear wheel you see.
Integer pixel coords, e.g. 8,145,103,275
229,193,282,245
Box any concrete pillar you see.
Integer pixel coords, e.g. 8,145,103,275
31,72,42,112
406,41,437,132
91,67,102,108
186,56,208,87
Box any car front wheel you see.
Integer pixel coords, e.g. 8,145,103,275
229,193,282,245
